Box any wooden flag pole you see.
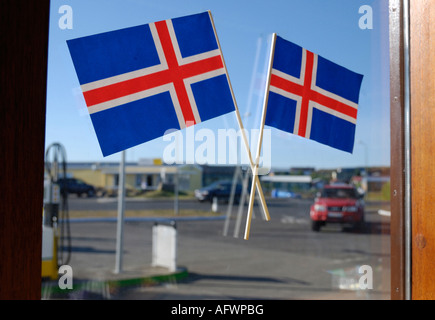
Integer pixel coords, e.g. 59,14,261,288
233,102,270,222
244,33,277,240
208,11,270,224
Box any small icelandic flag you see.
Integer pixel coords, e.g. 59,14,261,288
67,11,236,156
265,35,364,153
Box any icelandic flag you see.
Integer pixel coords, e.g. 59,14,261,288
67,11,236,156
265,36,363,153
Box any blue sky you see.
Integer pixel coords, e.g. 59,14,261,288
45,0,390,170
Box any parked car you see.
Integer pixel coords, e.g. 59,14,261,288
194,180,242,203
271,189,302,199
309,184,364,232
58,178,96,197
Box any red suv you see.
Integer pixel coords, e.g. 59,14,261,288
310,184,364,232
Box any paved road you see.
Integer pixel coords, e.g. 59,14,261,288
67,196,247,212
50,197,391,300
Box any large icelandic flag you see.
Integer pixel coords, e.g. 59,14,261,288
67,11,236,156
265,36,363,153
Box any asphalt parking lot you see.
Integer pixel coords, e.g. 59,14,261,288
42,197,391,300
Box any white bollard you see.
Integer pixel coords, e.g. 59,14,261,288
212,196,218,212
152,222,177,272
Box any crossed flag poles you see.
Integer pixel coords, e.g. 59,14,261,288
233,95,271,240
244,33,276,240
202,12,271,237
205,12,271,238
210,14,271,240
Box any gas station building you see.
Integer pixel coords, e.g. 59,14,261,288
66,160,203,195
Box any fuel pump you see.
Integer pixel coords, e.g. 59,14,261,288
42,142,71,280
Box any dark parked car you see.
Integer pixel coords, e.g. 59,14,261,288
194,180,243,203
309,184,364,232
58,178,96,197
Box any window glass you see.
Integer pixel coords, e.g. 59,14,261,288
43,0,391,300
